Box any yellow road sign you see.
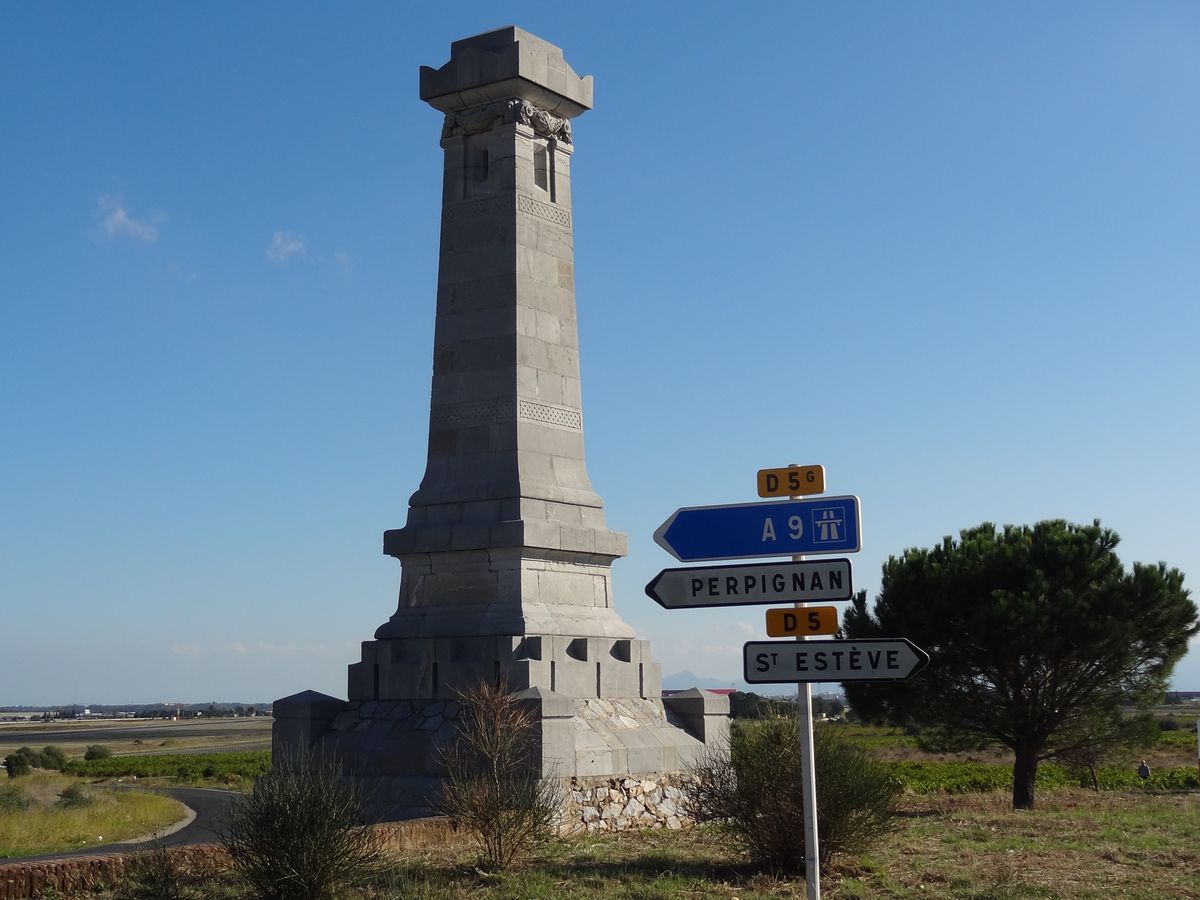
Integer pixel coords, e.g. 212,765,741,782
765,605,839,637
757,465,825,497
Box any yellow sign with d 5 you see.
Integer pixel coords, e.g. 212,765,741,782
765,605,839,637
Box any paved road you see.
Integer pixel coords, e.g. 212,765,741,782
0,786,235,864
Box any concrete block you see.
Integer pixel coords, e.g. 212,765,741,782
273,690,346,753
662,689,731,746
612,728,668,776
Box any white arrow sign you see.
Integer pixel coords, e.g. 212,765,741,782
645,558,853,609
743,638,929,684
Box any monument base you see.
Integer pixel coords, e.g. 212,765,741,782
274,684,729,820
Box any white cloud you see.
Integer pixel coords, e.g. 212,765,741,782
170,643,203,657
266,230,307,263
734,621,755,636
97,195,163,242
333,249,351,268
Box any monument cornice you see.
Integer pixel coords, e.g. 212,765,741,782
441,98,573,144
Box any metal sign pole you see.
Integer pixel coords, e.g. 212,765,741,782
790,465,821,900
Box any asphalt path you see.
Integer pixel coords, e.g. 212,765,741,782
0,785,235,865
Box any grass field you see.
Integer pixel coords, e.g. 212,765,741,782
80,790,1200,898
0,716,273,761
0,774,186,858
4,710,1197,895
836,722,1200,770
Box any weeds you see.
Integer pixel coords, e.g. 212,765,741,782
219,743,383,900
436,681,564,871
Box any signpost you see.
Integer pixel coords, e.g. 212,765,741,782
653,496,861,562
648,463,922,900
758,464,825,497
765,606,839,637
644,559,853,609
743,638,929,684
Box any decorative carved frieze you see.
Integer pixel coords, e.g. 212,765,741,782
517,194,571,228
442,193,571,230
442,98,573,143
429,398,582,431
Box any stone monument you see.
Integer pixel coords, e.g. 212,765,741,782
274,26,728,818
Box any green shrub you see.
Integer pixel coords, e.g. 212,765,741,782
64,750,269,780
685,717,901,872
0,782,31,810
220,745,383,900
1159,728,1197,748
3,754,32,778
84,744,113,761
2,745,68,773
40,745,67,770
57,783,93,808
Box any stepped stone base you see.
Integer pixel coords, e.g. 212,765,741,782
274,685,729,819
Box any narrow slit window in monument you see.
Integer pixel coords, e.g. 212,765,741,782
533,143,549,193
595,661,601,698
638,663,644,698
431,662,439,697
493,660,501,685
465,140,490,198
373,664,380,699
550,660,557,692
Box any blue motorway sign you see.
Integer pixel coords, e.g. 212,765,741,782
653,495,861,562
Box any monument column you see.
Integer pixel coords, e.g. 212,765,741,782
374,27,634,647
277,28,727,813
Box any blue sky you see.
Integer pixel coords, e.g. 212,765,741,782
2,2,1198,704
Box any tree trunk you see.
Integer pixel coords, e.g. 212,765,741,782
1011,748,1038,809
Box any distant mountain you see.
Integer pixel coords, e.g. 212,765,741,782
661,670,736,691
661,671,846,699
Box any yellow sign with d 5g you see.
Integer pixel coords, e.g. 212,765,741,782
765,605,839,637
757,465,825,497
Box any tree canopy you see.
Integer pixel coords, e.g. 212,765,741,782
842,519,1197,809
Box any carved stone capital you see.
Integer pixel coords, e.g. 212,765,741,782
441,98,573,144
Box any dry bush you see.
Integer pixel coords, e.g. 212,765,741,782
436,681,563,871
120,838,186,900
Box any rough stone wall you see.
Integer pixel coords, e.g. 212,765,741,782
0,819,467,900
0,846,227,900
560,773,691,835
